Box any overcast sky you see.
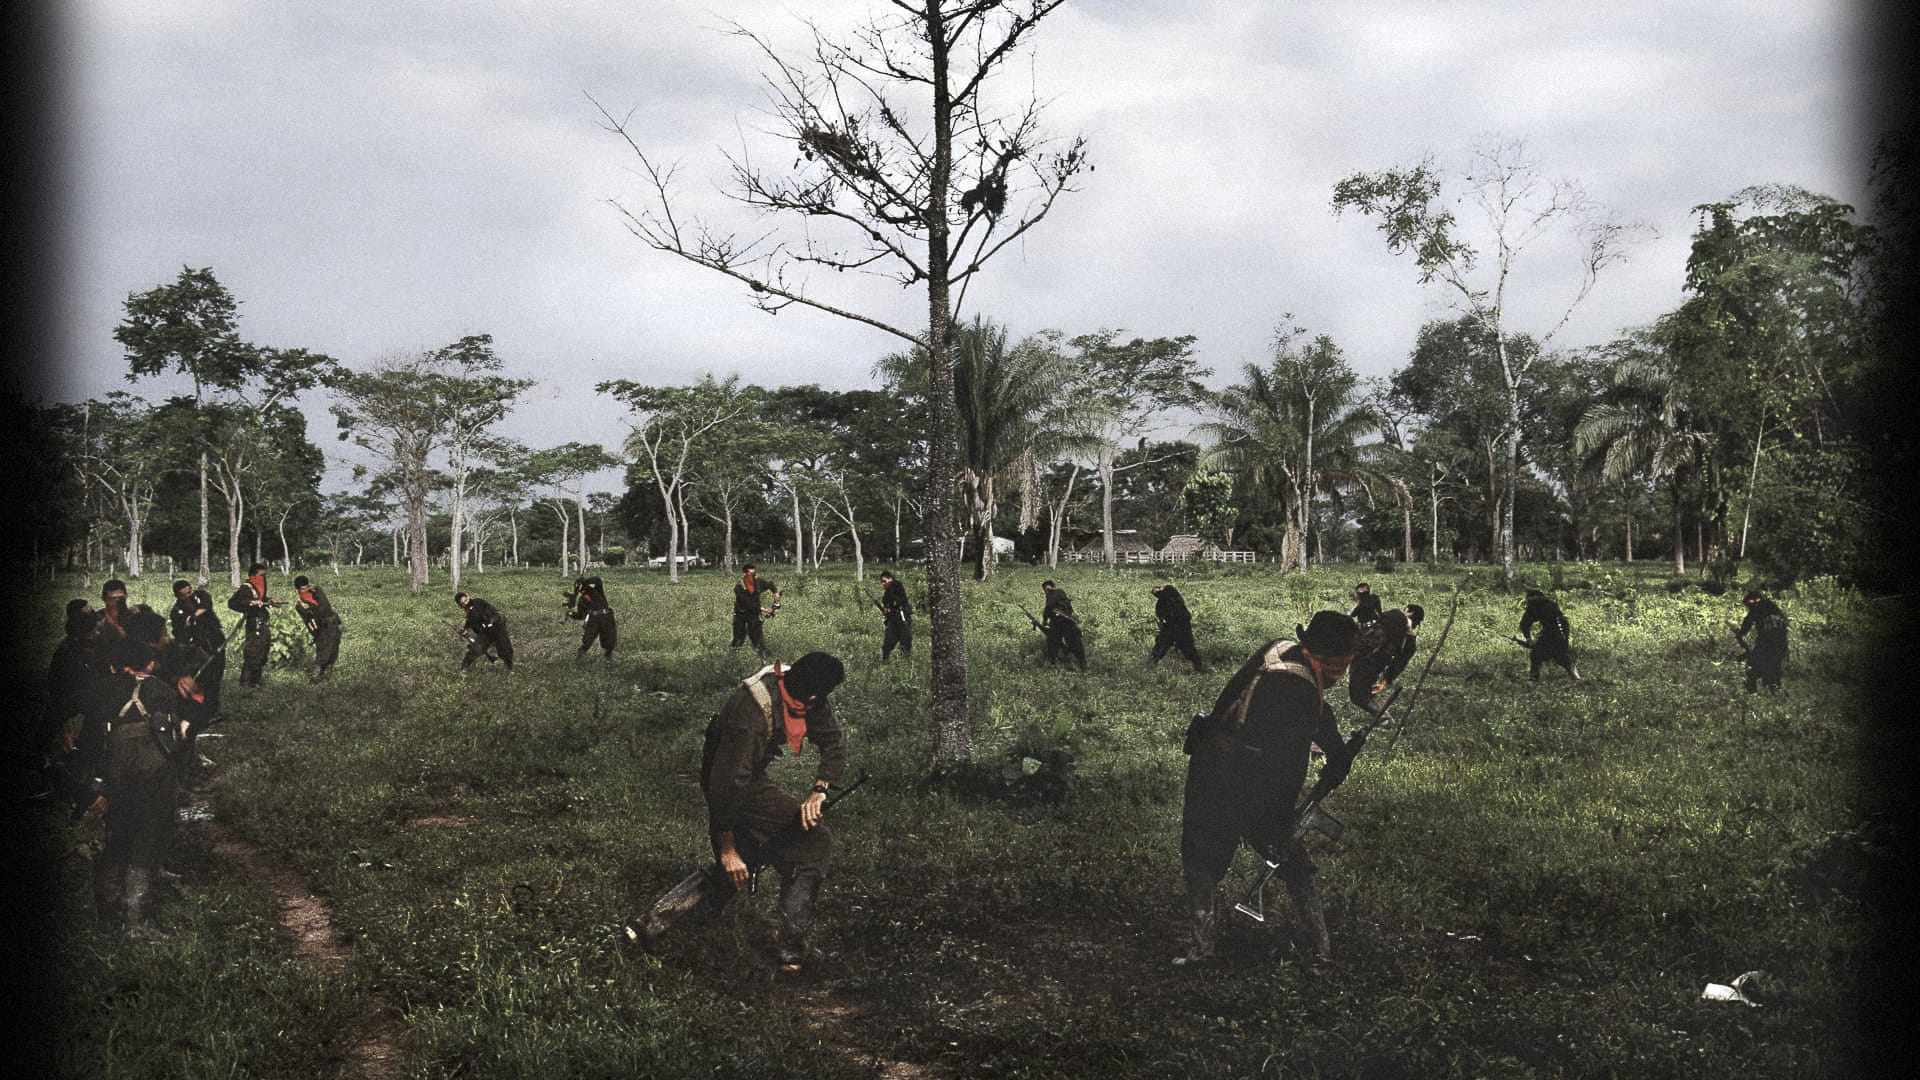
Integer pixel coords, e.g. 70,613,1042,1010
32,0,1888,491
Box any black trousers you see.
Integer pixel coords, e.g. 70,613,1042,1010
311,621,341,676
578,611,617,655
240,627,270,686
1152,626,1203,671
883,614,912,659
463,628,514,669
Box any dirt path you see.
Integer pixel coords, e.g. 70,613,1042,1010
190,798,405,1079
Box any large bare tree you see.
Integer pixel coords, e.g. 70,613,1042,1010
594,1,1087,763
1333,138,1644,581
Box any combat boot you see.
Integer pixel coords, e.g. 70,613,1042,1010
1285,871,1332,963
776,873,822,972
624,867,720,947
1171,881,1218,968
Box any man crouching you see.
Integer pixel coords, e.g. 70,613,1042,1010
1175,611,1362,967
628,652,848,972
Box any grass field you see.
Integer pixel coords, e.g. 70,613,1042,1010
6,559,1895,1077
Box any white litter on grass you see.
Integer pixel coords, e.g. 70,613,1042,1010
177,803,215,822
1701,970,1763,1007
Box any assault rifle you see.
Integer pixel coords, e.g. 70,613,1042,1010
746,769,873,895
1492,631,1531,649
1014,602,1045,633
1234,688,1402,925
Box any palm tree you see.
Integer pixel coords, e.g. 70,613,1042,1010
1573,345,1713,573
1198,338,1378,570
881,316,1080,579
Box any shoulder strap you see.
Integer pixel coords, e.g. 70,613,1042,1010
1223,640,1313,730
742,665,779,738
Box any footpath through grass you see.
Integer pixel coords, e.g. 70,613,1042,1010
11,560,1891,1077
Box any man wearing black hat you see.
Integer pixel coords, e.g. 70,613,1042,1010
565,574,618,661
1175,610,1363,967
628,651,849,972
1040,580,1086,671
1733,590,1788,693
292,575,342,681
455,593,513,671
1519,589,1579,683
1150,583,1207,673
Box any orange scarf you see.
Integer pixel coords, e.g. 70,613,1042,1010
298,586,317,606
773,663,809,752
743,570,756,595
248,574,268,602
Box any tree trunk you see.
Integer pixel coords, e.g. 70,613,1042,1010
198,448,211,587
577,497,590,571
923,2,970,764
790,482,805,576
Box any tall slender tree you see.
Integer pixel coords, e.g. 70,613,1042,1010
593,0,1087,763
1334,139,1643,581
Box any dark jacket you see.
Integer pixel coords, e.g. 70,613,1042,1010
1042,587,1076,627
1520,595,1570,646
1155,586,1193,631
462,597,507,636
880,579,912,621
567,577,611,617
170,589,225,653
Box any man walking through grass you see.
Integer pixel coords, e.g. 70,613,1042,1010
878,570,913,661
1175,611,1362,967
1040,580,1086,671
627,652,848,972
455,592,514,672
1519,588,1579,683
1734,590,1788,693
565,574,618,661
730,564,774,663
292,575,342,681
1149,583,1207,673
227,563,279,687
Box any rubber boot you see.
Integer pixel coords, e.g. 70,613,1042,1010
776,873,822,971
1285,871,1332,963
1171,879,1218,968
625,867,719,947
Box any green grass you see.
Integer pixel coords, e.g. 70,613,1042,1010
13,559,1878,1077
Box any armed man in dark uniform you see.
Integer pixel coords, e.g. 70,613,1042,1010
878,570,913,661
226,563,279,687
1040,580,1086,671
1149,583,1207,673
455,592,514,671
565,574,618,661
1734,590,1788,693
1349,582,1383,627
627,652,849,972
79,606,207,939
170,579,226,714
292,575,342,681
1348,607,1411,714
1519,588,1579,683
730,564,775,663
1175,611,1363,967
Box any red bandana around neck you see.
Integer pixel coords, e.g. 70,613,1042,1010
298,586,317,606
773,663,809,752
744,570,757,594
248,574,267,601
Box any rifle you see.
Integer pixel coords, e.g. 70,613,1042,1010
748,769,873,894
1491,630,1531,649
1233,691,1401,925
1014,602,1045,633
